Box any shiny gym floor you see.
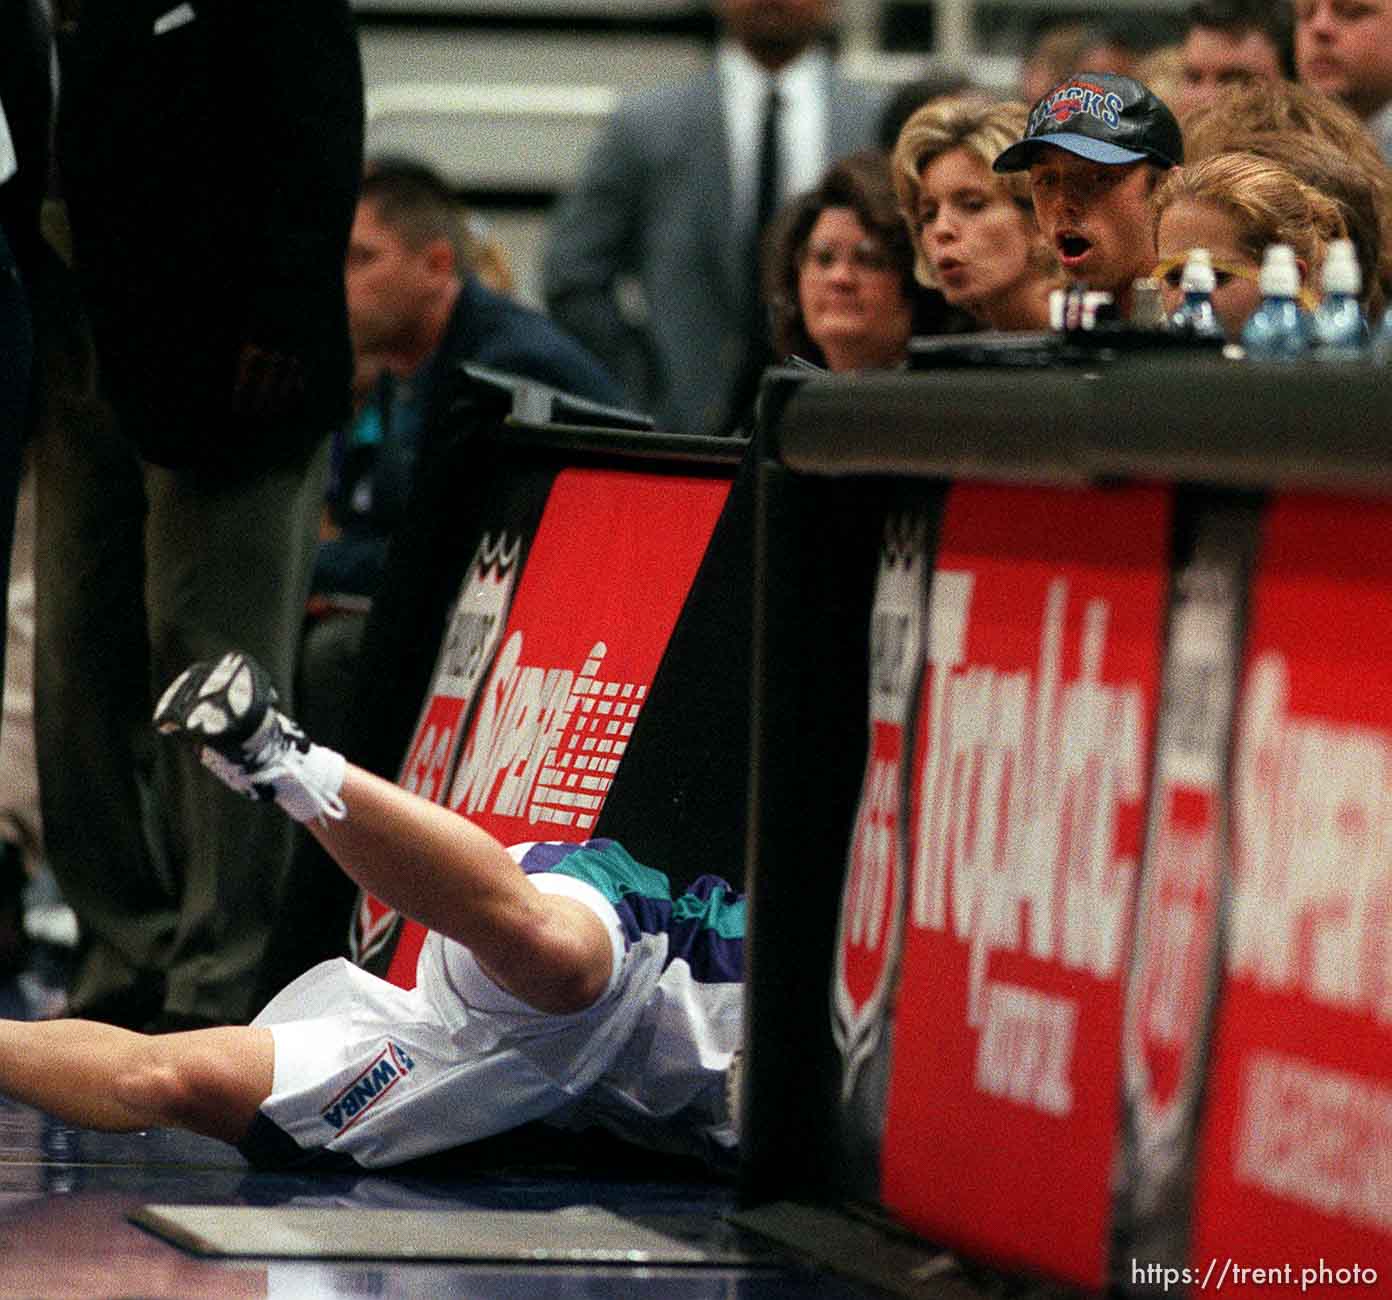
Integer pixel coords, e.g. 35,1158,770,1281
0,957,889,1299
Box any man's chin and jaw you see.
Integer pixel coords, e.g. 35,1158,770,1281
717,0,829,67
1296,1,1392,118
1301,58,1392,117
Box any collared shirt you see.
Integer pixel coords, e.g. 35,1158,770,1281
717,39,832,240
0,99,16,188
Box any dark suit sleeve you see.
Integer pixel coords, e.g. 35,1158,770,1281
540,99,656,408
473,316,626,410
0,0,50,277
232,0,364,424
55,0,364,471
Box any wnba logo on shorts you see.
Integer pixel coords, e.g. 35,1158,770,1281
321,1041,416,1133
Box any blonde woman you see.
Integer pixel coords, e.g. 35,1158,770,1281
1182,78,1392,320
891,97,1061,331
1151,151,1347,339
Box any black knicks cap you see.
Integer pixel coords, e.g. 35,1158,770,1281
993,72,1183,173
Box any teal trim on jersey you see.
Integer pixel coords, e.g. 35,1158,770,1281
552,840,745,940
552,840,668,903
672,884,745,940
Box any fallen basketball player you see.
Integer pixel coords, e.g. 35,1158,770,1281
0,653,744,1170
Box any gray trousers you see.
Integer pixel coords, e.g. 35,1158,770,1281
32,265,328,1025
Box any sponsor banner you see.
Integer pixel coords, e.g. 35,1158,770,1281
1192,494,1392,1283
880,483,1169,1287
381,466,730,987
830,511,930,1199
353,532,523,967
399,533,523,805
1121,499,1257,1275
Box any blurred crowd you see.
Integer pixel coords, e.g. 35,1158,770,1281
0,0,1389,1030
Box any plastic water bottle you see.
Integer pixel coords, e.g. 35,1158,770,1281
1167,248,1225,340
1241,244,1310,361
1311,238,1367,360
1128,277,1166,330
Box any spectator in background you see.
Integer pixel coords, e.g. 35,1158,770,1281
1019,22,1095,106
1183,77,1392,319
314,160,622,631
762,152,934,374
276,159,623,1007
1177,0,1293,117
893,99,1061,331
543,0,883,434
1134,45,1187,111
994,74,1183,320
877,68,995,150
1152,151,1346,337
1077,18,1157,80
1295,0,1392,161
33,0,364,1032
464,213,516,299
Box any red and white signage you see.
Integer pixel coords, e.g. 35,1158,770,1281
1192,493,1392,1286
879,483,1170,1287
1122,543,1244,1240
353,530,522,966
833,515,927,1104
362,466,730,987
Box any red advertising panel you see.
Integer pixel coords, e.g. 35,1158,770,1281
881,483,1169,1287
831,513,928,1193
368,467,730,988
352,531,525,968
1121,517,1253,1275
1191,494,1392,1294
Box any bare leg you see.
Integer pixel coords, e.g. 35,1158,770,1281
305,766,613,1014
0,1019,273,1143
155,653,615,1014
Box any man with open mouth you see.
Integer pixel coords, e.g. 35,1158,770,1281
993,72,1183,320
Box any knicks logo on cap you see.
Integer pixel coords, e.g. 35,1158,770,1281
1032,83,1124,134
1049,95,1084,124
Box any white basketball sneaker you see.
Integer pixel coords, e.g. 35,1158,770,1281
154,651,346,823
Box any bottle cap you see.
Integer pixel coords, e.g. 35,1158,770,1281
1321,238,1361,297
1180,247,1215,294
1259,243,1301,298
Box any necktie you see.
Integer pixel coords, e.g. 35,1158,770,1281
731,83,782,430
754,84,782,244
748,83,782,340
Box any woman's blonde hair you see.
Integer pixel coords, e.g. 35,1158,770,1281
1152,151,1347,296
1182,79,1392,317
890,97,1054,288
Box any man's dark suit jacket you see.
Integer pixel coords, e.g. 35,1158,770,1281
54,0,365,475
0,0,49,279
543,60,882,436
317,274,624,600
